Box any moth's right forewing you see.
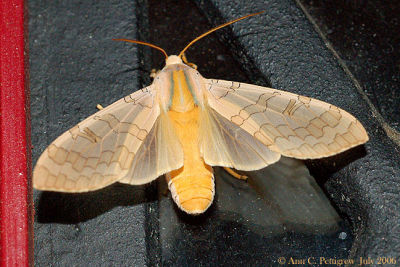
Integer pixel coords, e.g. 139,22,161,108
198,105,281,170
204,79,369,159
194,72,280,170
33,86,164,192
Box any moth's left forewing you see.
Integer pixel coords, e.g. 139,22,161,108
204,79,368,160
33,83,184,192
33,87,161,192
119,111,184,185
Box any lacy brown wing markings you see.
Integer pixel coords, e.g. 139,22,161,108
33,86,183,191
205,79,368,159
33,12,369,215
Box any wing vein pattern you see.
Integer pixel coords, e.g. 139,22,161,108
33,85,183,192
204,79,368,159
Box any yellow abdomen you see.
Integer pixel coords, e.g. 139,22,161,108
165,69,214,214
166,108,214,214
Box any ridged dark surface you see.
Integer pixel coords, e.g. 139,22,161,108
300,0,400,133
30,1,148,266
192,0,399,262
31,0,399,265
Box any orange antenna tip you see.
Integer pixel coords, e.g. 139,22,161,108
178,11,265,57
113,38,168,59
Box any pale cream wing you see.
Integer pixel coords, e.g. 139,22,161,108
205,79,368,159
119,112,183,185
33,85,183,192
199,104,281,171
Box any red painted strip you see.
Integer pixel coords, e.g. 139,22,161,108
0,0,33,266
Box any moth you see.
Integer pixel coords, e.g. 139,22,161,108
33,12,369,214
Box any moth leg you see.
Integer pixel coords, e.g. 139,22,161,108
150,68,160,79
159,175,170,196
96,104,104,110
181,53,198,70
223,167,248,180
162,187,169,196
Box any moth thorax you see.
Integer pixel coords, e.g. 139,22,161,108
170,70,196,113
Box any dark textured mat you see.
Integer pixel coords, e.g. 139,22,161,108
193,0,399,262
30,1,148,266
300,0,400,133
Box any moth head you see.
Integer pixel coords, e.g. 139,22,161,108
165,55,183,66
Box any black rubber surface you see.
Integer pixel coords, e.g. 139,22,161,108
30,1,148,266
301,0,400,133
30,0,399,265
193,0,399,262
